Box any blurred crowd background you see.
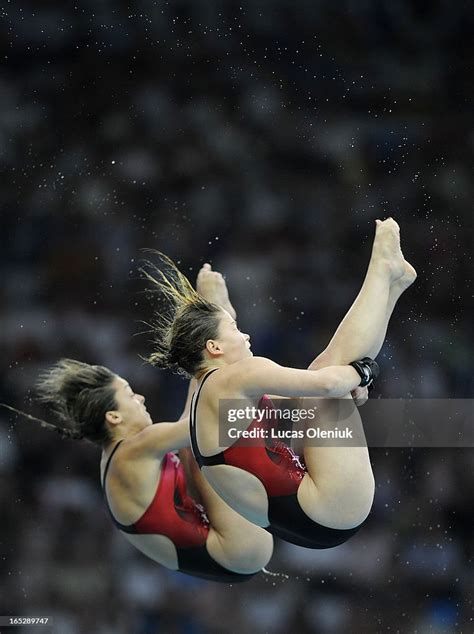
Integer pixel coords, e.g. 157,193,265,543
0,1,472,632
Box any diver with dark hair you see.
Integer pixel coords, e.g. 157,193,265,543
2,265,273,582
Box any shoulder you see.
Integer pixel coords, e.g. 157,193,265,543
104,435,150,467
228,356,277,375
101,438,163,497
124,418,190,458
100,439,144,485
218,357,279,393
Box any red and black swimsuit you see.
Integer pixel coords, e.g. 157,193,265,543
101,443,256,582
189,369,365,549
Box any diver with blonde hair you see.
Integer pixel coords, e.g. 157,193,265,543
144,218,416,548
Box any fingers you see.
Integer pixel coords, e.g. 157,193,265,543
353,395,368,407
350,386,369,407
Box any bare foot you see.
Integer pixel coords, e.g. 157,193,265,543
371,217,406,282
196,263,237,319
392,259,417,292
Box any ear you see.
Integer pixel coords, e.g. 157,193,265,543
105,410,123,427
205,339,223,357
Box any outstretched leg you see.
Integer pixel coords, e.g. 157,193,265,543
297,219,416,530
309,218,416,369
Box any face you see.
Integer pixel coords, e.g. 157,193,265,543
207,309,252,364
106,376,152,433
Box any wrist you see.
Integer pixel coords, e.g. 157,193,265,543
349,357,379,388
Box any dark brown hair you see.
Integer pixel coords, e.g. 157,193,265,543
32,359,117,444
142,252,223,377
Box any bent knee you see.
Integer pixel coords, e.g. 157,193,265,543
323,472,375,526
209,528,273,574
299,472,375,530
228,529,273,573
342,484,375,527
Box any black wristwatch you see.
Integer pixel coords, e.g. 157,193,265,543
349,357,380,388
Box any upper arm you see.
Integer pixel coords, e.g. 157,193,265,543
128,417,190,459
128,379,196,458
227,357,333,398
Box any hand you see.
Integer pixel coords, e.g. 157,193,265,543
196,263,237,319
351,385,369,407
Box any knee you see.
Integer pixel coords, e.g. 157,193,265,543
304,468,375,529
350,475,375,523
222,529,273,574
332,472,375,527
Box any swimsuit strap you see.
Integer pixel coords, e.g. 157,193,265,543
101,440,140,533
189,368,224,466
101,439,124,488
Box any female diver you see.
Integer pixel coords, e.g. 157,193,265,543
144,218,417,549
3,265,273,582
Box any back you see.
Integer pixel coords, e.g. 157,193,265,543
192,365,263,457
101,442,209,570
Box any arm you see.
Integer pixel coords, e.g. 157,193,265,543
196,264,370,405
351,385,369,407
127,416,191,459
227,356,363,399
127,379,197,459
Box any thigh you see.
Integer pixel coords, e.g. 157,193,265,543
297,464,374,530
299,395,375,528
202,463,270,527
267,488,365,549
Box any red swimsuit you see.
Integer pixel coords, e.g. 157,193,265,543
190,369,365,549
102,444,255,581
